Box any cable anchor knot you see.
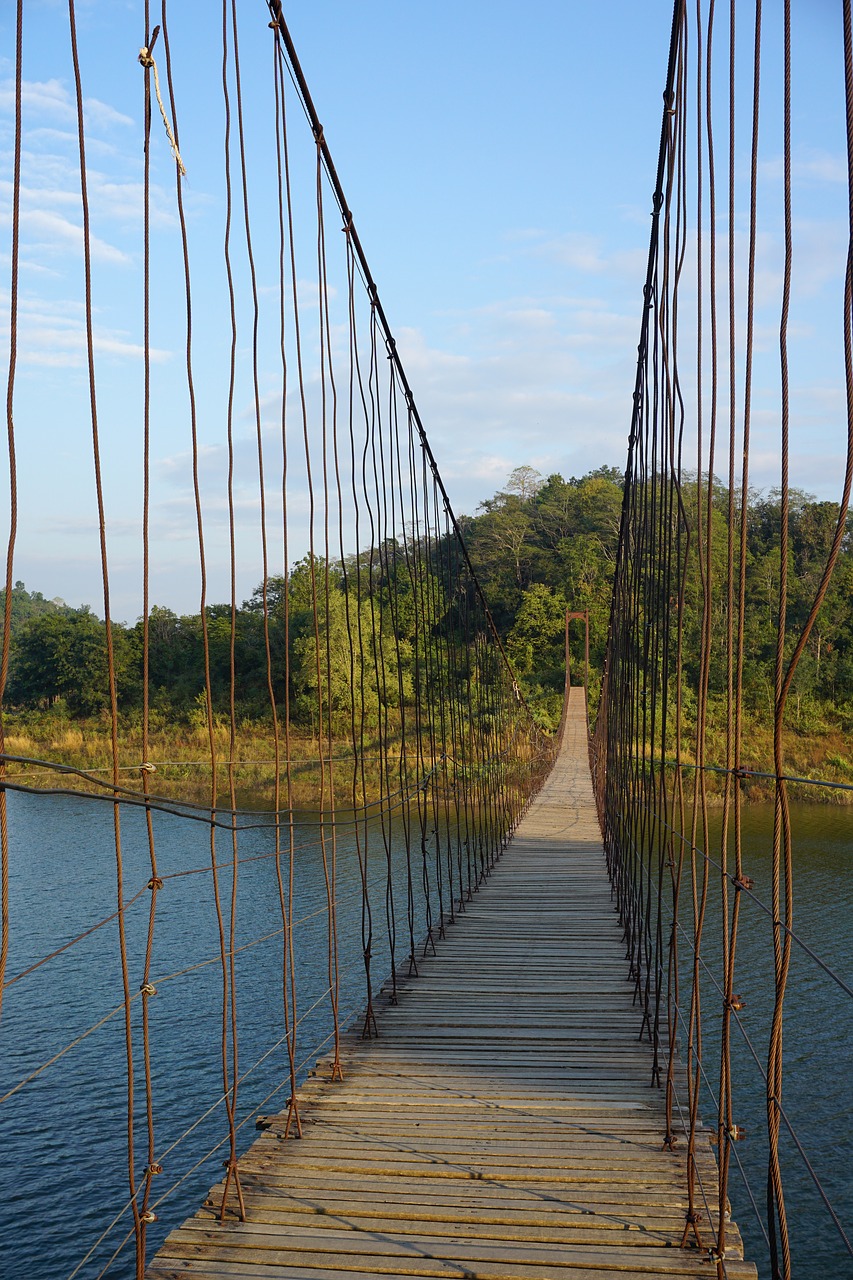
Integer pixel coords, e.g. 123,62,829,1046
138,33,186,178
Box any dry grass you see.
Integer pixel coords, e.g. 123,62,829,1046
0,713,428,811
677,718,853,804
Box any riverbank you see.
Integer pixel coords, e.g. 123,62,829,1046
674,717,853,803
0,711,425,811
3,705,851,806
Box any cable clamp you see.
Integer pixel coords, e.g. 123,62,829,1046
733,875,754,892
140,761,157,774
145,1163,163,1176
141,1210,157,1224
140,982,157,997
148,876,164,891
727,1124,746,1141
726,993,745,1011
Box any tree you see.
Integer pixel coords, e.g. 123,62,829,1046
8,609,138,713
505,466,544,502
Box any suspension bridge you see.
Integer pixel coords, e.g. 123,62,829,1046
1,4,852,1280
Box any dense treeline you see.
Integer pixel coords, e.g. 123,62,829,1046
461,465,623,724
3,465,852,741
1,555,460,732
462,466,853,737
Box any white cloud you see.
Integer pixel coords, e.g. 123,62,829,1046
0,78,74,121
20,207,130,265
761,149,848,185
0,293,171,366
83,98,133,131
0,79,133,133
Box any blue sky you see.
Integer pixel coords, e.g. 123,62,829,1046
0,1,850,620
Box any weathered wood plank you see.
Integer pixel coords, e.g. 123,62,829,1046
145,693,756,1280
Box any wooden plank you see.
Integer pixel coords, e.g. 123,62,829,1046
145,693,756,1280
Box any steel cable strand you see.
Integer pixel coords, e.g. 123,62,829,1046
432,486,458,924
346,244,379,1037
315,121,345,1076
670,10,716,1247
765,0,794,1270
711,2,736,1249
236,0,295,1189
373,345,402,996
717,5,745,1241
698,0,731,1263
728,1,788,1271
651,175,683,1089
387,371,418,974
404,407,437,956
442,515,466,917
418,455,446,938
276,9,331,1113
363,307,398,999
272,19,311,1139
67,1,144,1268
159,5,246,1243
339,228,372,1021
458,549,478,904
765,5,853,1272
137,5,164,1241
270,26,300,1143
397,390,434,958
219,0,245,1222
0,0,23,1028
426,479,455,919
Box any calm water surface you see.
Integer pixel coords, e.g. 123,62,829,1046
0,793,850,1279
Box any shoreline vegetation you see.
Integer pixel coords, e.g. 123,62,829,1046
2,464,851,807
3,706,852,808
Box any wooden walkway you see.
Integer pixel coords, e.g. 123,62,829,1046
148,692,757,1279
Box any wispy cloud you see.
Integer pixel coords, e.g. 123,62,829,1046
19,207,130,265
0,293,171,366
0,77,133,132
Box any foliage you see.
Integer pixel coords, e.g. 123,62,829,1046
3,466,852,773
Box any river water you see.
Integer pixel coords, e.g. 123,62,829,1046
0,791,850,1279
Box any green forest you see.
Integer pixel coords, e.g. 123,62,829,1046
1,464,852,793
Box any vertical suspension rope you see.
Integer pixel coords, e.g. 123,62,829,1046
67,0,142,1269
137,7,162,1253
0,0,23,1028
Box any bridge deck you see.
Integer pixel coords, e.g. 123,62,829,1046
147,692,756,1279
